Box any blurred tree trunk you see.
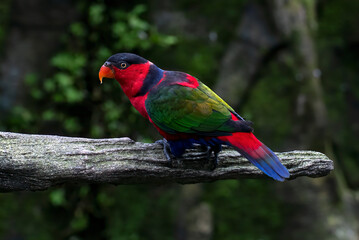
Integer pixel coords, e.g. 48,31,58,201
214,1,359,239
271,1,359,239
0,0,78,121
151,1,359,239
214,3,281,106
271,0,327,149
175,185,213,240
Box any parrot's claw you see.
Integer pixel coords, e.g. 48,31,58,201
156,138,173,165
156,139,222,170
200,145,212,158
208,144,222,170
200,144,221,170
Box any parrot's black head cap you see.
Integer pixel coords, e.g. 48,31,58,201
106,53,148,65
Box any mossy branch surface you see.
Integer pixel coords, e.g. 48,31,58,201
0,131,334,192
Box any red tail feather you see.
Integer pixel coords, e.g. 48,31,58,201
218,132,290,181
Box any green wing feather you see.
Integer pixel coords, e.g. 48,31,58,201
145,80,241,135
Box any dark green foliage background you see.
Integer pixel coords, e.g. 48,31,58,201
0,0,358,239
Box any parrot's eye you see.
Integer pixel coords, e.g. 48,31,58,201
120,62,128,69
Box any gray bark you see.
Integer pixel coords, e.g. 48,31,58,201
0,131,333,192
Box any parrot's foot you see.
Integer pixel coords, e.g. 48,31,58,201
156,139,222,170
208,145,222,170
201,145,221,170
155,139,173,165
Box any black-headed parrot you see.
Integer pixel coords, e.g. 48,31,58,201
99,53,290,181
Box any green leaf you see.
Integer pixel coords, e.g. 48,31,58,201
55,73,72,88
24,73,38,86
70,212,88,231
128,16,149,30
42,110,56,121
97,192,115,207
49,189,66,206
70,22,87,38
131,4,147,15
112,22,127,38
30,89,43,100
79,185,90,197
64,88,84,103
89,3,105,25
64,118,81,133
43,79,56,92
51,53,86,73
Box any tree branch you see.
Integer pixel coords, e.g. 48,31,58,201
0,131,334,192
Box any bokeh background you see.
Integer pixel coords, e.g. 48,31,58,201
0,0,358,239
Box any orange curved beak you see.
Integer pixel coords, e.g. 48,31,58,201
99,64,115,84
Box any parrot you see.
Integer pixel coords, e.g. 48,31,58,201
98,53,290,181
